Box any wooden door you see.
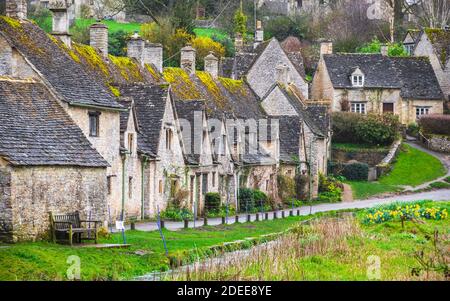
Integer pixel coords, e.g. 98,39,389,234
383,103,394,113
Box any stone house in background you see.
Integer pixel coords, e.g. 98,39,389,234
311,42,445,124
403,28,450,104
0,78,109,242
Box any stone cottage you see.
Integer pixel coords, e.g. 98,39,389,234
311,42,445,124
0,77,109,242
403,28,450,103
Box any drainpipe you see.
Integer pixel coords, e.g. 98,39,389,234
141,156,149,220
121,151,130,221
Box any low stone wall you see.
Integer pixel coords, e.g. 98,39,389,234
332,148,388,167
376,140,402,178
427,135,450,153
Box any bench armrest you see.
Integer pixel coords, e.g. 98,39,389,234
53,221,73,225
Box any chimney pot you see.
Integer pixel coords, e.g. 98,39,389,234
320,41,333,56
235,33,244,53
143,42,163,73
254,20,264,48
204,51,219,79
5,0,27,20
380,44,388,56
49,6,72,48
181,43,196,75
127,33,145,65
89,23,109,57
276,64,290,86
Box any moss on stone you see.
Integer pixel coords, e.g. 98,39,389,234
108,84,121,97
145,64,162,82
1,16,21,28
109,55,144,82
73,43,110,77
163,68,202,100
218,77,247,97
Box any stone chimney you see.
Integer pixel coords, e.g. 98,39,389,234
204,51,219,79
320,41,333,56
50,6,71,48
5,0,27,19
127,32,145,64
181,43,196,75
276,64,290,86
235,33,244,53
89,23,108,57
254,20,264,48
143,42,163,73
380,44,388,56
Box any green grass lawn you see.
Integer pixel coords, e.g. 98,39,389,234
174,201,450,281
0,213,329,281
73,18,141,33
349,144,446,199
193,27,229,39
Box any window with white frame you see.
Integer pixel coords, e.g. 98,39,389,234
351,102,366,114
352,75,364,87
416,107,430,118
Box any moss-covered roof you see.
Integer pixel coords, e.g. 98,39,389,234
159,67,264,119
424,28,450,67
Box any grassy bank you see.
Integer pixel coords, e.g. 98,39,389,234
348,144,446,199
169,201,449,281
0,212,337,281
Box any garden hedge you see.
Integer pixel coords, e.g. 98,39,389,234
329,161,369,181
205,193,221,213
418,114,450,136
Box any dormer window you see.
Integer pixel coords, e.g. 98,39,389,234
351,67,364,87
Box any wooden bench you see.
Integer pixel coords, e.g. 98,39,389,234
49,211,102,246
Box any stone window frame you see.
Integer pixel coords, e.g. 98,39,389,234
88,111,101,137
351,75,364,87
351,102,366,114
127,132,134,155
416,106,430,118
165,128,173,151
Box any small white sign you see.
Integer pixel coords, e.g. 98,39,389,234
115,221,125,231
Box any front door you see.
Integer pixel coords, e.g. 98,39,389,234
383,103,394,113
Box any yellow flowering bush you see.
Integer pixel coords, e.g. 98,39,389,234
362,203,448,225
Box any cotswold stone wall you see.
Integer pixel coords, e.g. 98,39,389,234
332,148,388,167
0,166,12,242
428,135,450,153
2,166,108,242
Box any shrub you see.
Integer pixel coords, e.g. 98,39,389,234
238,188,254,212
277,175,296,202
407,123,420,137
316,174,343,203
429,182,450,189
331,112,362,144
206,204,236,218
295,174,309,200
109,30,129,57
253,189,268,207
354,113,400,145
343,162,369,181
445,176,450,183
161,206,193,221
332,112,400,146
418,114,450,136
205,193,221,213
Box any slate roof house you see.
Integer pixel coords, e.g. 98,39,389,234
0,3,330,241
311,42,445,124
403,28,450,104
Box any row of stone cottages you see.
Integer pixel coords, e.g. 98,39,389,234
0,4,330,242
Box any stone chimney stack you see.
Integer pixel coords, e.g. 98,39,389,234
235,33,244,53
181,43,196,75
380,44,388,56
5,0,27,19
320,41,333,56
89,23,108,57
50,6,71,48
276,64,290,86
254,20,264,48
127,32,145,64
143,42,163,73
204,51,219,79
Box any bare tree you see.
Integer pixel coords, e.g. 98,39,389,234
413,0,450,28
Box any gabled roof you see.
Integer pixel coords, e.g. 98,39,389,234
120,84,170,156
279,116,301,164
0,78,108,167
159,68,264,120
323,53,444,100
174,100,206,165
0,17,122,110
422,28,450,67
